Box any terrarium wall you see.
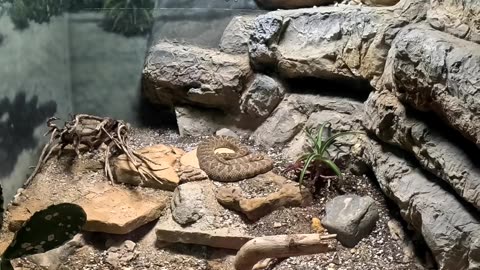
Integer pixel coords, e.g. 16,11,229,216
0,4,72,205
0,0,261,206
70,0,260,124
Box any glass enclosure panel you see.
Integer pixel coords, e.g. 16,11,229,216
0,0,259,204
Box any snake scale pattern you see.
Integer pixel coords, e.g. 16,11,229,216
196,136,274,182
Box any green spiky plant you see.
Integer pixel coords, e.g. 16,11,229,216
0,183,87,270
284,122,361,188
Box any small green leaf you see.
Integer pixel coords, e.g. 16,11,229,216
320,158,343,179
298,153,322,186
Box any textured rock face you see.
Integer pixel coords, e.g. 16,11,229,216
220,16,257,55
251,92,364,159
427,0,480,43
381,24,480,148
142,42,251,111
357,136,480,270
248,0,428,85
240,74,285,120
254,0,334,10
364,91,480,209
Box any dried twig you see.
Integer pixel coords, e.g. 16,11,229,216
234,234,337,270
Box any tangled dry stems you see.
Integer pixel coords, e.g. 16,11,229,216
25,114,162,187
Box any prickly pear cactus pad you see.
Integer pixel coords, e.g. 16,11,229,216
1,203,87,260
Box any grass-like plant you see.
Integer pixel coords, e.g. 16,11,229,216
101,0,155,37
284,122,360,188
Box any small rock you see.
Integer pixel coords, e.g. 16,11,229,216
273,222,282,228
171,183,206,225
322,194,379,248
105,240,138,268
215,128,239,138
311,217,325,233
124,240,136,252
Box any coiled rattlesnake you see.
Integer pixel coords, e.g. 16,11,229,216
196,136,274,182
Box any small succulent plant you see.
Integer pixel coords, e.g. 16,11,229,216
0,184,87,270
284,122,361,189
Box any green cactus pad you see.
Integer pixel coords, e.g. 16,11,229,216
0,258,14,270
2,203,87,260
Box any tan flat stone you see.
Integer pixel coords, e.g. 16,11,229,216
7,181,169,235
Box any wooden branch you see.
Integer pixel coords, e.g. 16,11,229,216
234,234,337,270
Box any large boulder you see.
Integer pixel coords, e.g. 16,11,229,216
364,90,480,210
427,0,480,44
142,42,251,111
380,24,480,147
355,136,480,270
248,0,428,85
220,15,257,55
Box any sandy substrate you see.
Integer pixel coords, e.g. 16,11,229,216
2,127,435,270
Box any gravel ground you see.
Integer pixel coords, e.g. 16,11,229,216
4,127,436,270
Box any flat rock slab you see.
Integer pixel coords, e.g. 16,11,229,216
6,156,170,235
156,181,253,250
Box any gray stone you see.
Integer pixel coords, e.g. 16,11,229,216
142,42,251,111
254,0,334,10
171,183,206,225
364,90,480,209
220,16,257,55
240,74,285,120
427,0,480,43
215,128,239,138
105,239,138,268
380,24,480,147
248,0,428,85
355,135,480,270
175,106,250,137
322,194,379,248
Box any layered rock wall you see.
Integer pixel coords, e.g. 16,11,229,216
141,0,480,268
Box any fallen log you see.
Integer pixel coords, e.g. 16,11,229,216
234,234,337,270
